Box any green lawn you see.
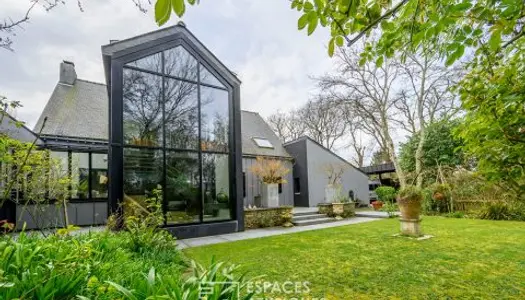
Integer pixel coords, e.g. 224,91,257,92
185,217,525,299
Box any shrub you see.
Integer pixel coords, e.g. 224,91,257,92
397,186,423,204
106,260,257,299
0,230,186,299
477,202,512,220
380,201,398,218
249,157,290,184
375,186,397,203
444,211,465,218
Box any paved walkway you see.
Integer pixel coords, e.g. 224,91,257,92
177,217,380,249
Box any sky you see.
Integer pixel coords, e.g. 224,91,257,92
0,0,334,129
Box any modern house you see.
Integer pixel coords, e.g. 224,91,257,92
1,24,368,238
284,136,370,207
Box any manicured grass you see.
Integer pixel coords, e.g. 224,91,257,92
185,217,525,299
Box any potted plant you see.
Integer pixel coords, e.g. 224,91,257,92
397,186,424,236
371,200,384,210
249,157,290,208
322,163,346,203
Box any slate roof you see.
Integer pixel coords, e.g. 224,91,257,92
240,110,291,158
34,80,290,158
34,80,108,140
1,111,41,143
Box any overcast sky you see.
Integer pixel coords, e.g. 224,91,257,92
0,0,333,129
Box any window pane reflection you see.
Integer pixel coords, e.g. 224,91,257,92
123,148,163,210
71,153,89,199
126,52,162,73
202,153,231,222
200,64,225,88
164,46,198,80
91,154,108,199
164,78,199,149
200,86,229,152
123,69,163,147
166,151,200,224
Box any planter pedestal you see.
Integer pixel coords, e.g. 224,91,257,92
261,184,279,208
400,218,422,237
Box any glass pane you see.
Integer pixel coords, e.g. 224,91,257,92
202,153,231,222
71,152,89,199
91,153,108,199
200,86,229,152
165,151,200,224
200,64,226,88
123,148,163,213
164,46,198,80
126,52,162,73
123,69,163,147
164,78,199,149
49,151,70,200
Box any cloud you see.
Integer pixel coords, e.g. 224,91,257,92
1,0,335,128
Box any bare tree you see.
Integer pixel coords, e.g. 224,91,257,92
1,0,150,51
298,96,348,151
316,46,408,187
395,50,460,187
266,110,306,143
339,101,372,167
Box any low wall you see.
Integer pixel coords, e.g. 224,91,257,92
318,203,355,218
15,202,108,230
244,206,293,229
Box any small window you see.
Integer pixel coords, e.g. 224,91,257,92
243,172,246,198
294,178,300,194
253,137,273,148
278,177,282,194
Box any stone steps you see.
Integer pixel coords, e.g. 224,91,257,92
291,211,337,226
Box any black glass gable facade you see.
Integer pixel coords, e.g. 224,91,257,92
103,26,243,238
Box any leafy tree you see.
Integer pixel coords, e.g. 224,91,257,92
156,0,524,64
399,119,465,183
455,48,525,197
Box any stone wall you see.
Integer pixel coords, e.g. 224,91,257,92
244,206,293,229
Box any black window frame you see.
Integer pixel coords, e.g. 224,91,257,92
107,35,243,229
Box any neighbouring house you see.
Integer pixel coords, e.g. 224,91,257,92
284,136,370,207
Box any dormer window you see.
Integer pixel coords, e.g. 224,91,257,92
253,137,273,148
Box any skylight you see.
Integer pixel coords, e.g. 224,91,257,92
253,137,273,148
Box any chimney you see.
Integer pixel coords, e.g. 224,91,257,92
59,60,77,85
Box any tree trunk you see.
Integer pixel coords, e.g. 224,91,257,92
382,124,407,188
415,127,426,187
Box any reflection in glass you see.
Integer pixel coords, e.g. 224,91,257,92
126,52,162,73
71,152,89,199
200,86,229,152
164,47,198,80
166,151,200,224
123,148,163,208
91,153,108,198
202,153,231,222
164,78,199,149
123,69,163,147
200,64,226,88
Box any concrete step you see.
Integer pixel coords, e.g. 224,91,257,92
292,210,320,217
293,217,337,226
355,211,395,219
292,213,328,222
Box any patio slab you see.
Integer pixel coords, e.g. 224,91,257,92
177,217,380,249
355,211,399,218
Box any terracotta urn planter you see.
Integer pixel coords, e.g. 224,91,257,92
372,201,383,211
397,186,424,237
